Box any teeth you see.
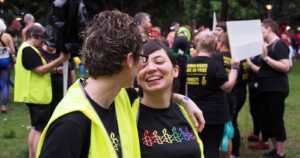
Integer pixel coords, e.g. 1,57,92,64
147,76,161,81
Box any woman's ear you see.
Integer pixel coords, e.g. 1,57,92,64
173,65,179,78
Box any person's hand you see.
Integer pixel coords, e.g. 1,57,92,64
184,99,205,132
230,59,240,68
59,53,70,62
246,58,252,65
56,66,63,74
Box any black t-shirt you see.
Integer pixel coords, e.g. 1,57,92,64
22,47,43,70
258,40,289,94
236,59,249,89
185,56,229,124
248,55,260,90
137,101,201,158
39,90,124,158
39,48,75,112
213,52,249,90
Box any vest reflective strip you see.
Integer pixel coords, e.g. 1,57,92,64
36,80,140,158
14,43,52,104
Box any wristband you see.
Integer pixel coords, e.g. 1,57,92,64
181,96,190,105
231,66,239,71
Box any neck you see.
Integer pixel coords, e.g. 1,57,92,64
25,40,34,46
198,51,211,57
141,89,172,109
220,47,230,52
84,76,124,109
267,33,279,44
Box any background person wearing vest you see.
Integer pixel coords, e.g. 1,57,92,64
0,18,16,113
14,24,69,158
133,41,204,158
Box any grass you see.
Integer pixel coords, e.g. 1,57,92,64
0,60,300,158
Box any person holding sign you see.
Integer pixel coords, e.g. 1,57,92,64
248,19,290,158
186,31,239,158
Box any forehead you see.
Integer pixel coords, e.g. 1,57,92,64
215,27,224,32
148,49,168,59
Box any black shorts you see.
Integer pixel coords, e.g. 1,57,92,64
27,103,52,132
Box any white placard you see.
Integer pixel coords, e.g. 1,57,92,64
226,20,263,61
212,12,217,32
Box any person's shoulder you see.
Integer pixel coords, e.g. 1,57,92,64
54,111,91,129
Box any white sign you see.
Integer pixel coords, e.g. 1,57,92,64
226,20,263,61
212,12,217,32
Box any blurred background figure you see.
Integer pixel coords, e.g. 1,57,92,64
22,13,35,42
0,18,15,113
133,12,152,43
167,21,180,48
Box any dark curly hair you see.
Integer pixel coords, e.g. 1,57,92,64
81,10,142,78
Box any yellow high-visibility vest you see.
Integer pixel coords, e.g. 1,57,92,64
14,42,52,104
37,80,140,158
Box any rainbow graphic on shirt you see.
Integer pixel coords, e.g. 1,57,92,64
142,127,196,147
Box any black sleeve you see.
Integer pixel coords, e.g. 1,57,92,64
126,88,138,105
213,62,228,87
22,47,43,70
39,112,91,158
274,41,289,60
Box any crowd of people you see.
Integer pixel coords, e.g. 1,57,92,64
0,6,299,158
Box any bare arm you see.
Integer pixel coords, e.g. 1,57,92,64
33,53,69,75
247,58,260,73
220,60,239,92
261,42,290,73
262,57,290,73
172,93,205,132
6,34,15,55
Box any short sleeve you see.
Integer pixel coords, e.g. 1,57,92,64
22,47,43,70
213,62,228,87
39,112,91,158
274,41,289,60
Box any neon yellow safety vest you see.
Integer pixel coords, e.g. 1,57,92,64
14,42,52,104
36,80,141,158
132,98,205,158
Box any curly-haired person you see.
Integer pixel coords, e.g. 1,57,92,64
36,10,143,158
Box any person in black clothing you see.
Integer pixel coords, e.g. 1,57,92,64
213,33,236,158
248,55,270,150
135,41,204,158
171,36,190,95
39,42,76,114
186,31,239,158
248,19,290,158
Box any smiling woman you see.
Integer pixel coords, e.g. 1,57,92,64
134,41,204,158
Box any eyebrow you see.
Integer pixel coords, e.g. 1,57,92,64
152,55,166,60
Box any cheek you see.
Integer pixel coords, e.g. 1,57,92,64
136,69,146,83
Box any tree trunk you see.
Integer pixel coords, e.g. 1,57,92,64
221,0,228,21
